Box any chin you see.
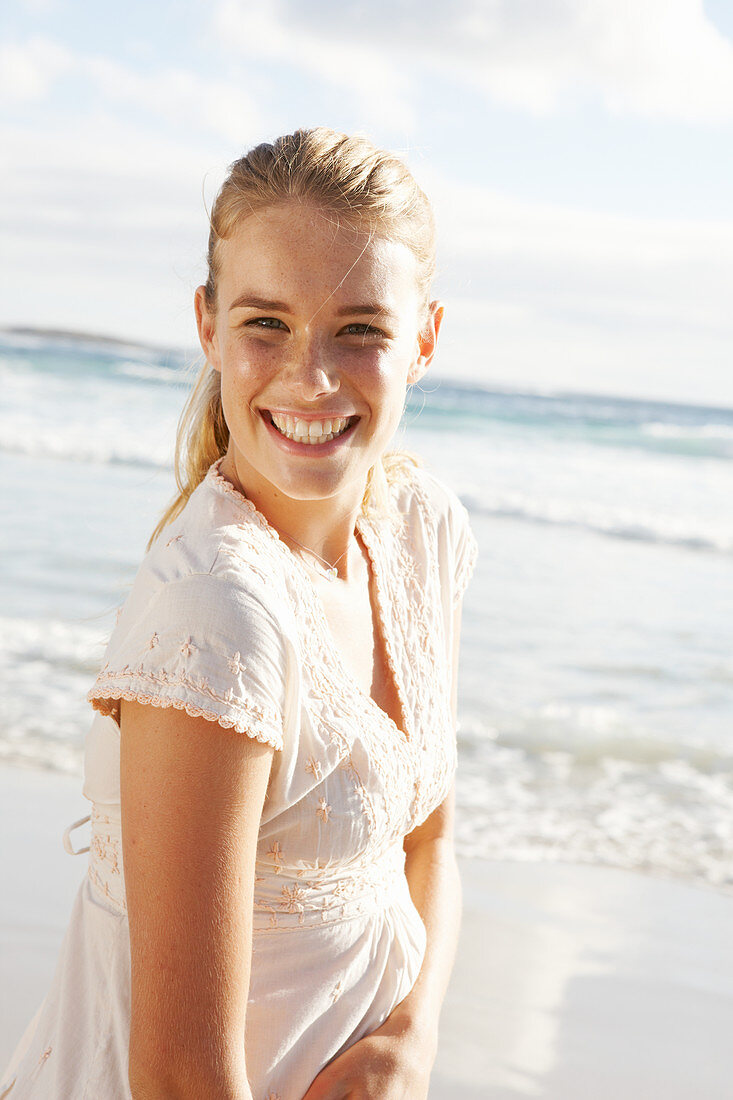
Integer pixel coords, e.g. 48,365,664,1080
272,466,367,502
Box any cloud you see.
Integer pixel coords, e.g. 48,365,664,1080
430,0,733,123
0,108,220,346
18,0,58,13
0,36,71,104
212,0,416,132
0,33,262,145
213,0,733,124
0,33,263,344
83,57,262,145
432,167,733,315
426,171,733,403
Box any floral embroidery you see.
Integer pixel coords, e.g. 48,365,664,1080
401,554,420,587
90,830,119,874
305,755,322,780
165,533,183,547
147,632,159,650
180,636,196,657
227,651,247,675
279,884,306,920
267,841,284,873
252,845,407,932
316,797,332,823
331,981,342,1002
38,1046,52,1064
87,806,126,914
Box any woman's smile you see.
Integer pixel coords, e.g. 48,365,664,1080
261,408,360,449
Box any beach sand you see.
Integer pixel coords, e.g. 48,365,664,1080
1,762,732,1099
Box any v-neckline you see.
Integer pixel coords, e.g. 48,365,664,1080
291,512,412,747
208,461,412,746
336,512,412,744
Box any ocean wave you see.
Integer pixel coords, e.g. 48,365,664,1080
0,737,83,775
463,489,733,554
642,421,733,440
116,361,191,385
462,700,731,771
0,616,112,752
455,714,733,892
0,615,111,667
0,426,173,470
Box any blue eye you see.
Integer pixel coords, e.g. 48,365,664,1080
343,323,382,337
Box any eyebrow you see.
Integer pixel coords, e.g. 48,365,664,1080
227,294,395,321
228,294,292,313
334,303,394,319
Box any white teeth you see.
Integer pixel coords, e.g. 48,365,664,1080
269,412,353,445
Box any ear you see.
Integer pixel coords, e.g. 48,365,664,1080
407,300,444,386
194,285,222,372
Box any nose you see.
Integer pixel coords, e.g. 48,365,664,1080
283,338,340,403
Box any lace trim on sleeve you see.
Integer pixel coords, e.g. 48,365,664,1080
87,671,283,750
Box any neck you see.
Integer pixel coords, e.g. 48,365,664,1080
219,450,365,582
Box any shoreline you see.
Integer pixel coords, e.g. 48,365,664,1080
4,326,733,416
2,762,732,1098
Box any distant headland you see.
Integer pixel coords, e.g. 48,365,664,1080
0,325,186,355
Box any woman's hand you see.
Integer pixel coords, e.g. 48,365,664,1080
300,1009,436,1100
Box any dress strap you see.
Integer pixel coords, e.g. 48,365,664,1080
62,813,91,855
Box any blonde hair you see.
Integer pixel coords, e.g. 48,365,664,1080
148,127,435,548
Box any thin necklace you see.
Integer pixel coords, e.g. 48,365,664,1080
281,532,350,582
225,461,352,582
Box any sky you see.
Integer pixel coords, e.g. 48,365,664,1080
1,0,733,408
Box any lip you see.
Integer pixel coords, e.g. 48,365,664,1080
259,409,359,453
263,408,359,422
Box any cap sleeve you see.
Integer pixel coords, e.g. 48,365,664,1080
87,572,287,750
449,493,479,608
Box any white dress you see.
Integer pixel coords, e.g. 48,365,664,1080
1,457,478,1100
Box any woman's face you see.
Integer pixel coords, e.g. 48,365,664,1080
195,201,442,514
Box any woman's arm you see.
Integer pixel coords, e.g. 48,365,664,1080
120,698,274,1100
394,783,461,1059
391,595,465,1055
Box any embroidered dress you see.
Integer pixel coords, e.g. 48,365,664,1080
0,457,478,1100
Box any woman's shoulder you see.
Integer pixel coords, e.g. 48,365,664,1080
140,460,291,608
88,462,295,743
390,457,471,535
149,459,281,580
389,457,478,606
107,460,298,663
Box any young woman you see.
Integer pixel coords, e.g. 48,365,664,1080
1,127,478,1100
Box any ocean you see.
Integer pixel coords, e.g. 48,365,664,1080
1,331,731,892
